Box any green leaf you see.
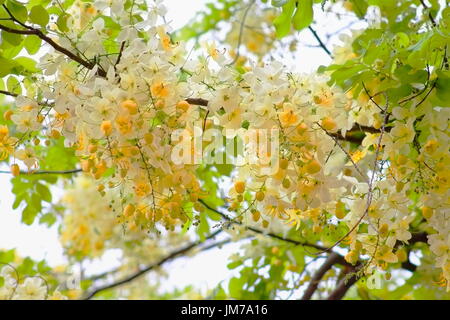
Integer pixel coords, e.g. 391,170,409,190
56,13,69,32
15,56,39,73
292,0,313,31
0,57,14,77
36,183,52,203
228,277,244,298
2,31,22,46
17,257,34,275
435,70,450,103
212,285,227,299
6,75,21,95
22,204,38,225
349,0,368,18
39,213,56,227
271,0,289,7
31,193,43,212
0,249,15,264
1,40,24,59
36,260,51,274
12,192,26,209
273,0,295,38
6,0,28,23
29,5,49,28
227,260,242,269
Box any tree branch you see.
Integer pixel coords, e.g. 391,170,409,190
325,232,428,300
198,199,328,252
0,169,82,175
185,97,209,107
419,0,436,26
82,229,224,299
308,26,332,58
228,0,256,66
0,4,106,77
326,267,359,300
301,252,342,300
0,89,18,98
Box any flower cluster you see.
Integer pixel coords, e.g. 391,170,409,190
0,265,67,300
61,176,189,263
5,0,449,290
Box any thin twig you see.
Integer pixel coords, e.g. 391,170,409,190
362,82,384,112
198,199,328,252
308,26,332,58
228,0,255,66
82,229,224,299
0,4,106,77
316,122,368,181
0,168,82,175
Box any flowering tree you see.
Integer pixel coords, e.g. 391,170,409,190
0,0,449,300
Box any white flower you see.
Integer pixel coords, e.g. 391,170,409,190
12,278,47,300
11,111,41,133
15,148,38,169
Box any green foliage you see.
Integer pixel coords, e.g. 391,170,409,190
23,35,42,55
5,0,28,23
273,0,318,38
38,137,78,171
175,0,239,41
29,5,49,28
224,239,306,299
11,174,55,225
292,0,313,31
273,0,296,38
325,0,449,111
6,75,20,95
0,249,56,291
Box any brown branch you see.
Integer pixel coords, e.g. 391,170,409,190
185,97,209,107
327,266,359,300
82,229,224,299
185,96,379,144
198,199,328,252
0,4,106,77
0,89,18,97
362,82,384,112
419,0,436,26
0,169,82,175
414,81,436,108
0,23,36,35
301,252,342,300
85,237,234,285
325,233,428,299
115,41,126,67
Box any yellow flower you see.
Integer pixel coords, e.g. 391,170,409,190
115,115,132,135
135,180,151,197
285,209,302,230
279,108,299,127
350,150,366,163
100,121,113,136
121,99,138,114
150,81,169,98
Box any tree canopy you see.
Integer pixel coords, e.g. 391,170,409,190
0,0,449,300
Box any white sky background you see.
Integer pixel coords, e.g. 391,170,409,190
0,0,368,298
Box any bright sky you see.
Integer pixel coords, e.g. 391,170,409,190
0,0,361,297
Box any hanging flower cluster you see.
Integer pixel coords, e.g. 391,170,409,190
4,0,449,290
